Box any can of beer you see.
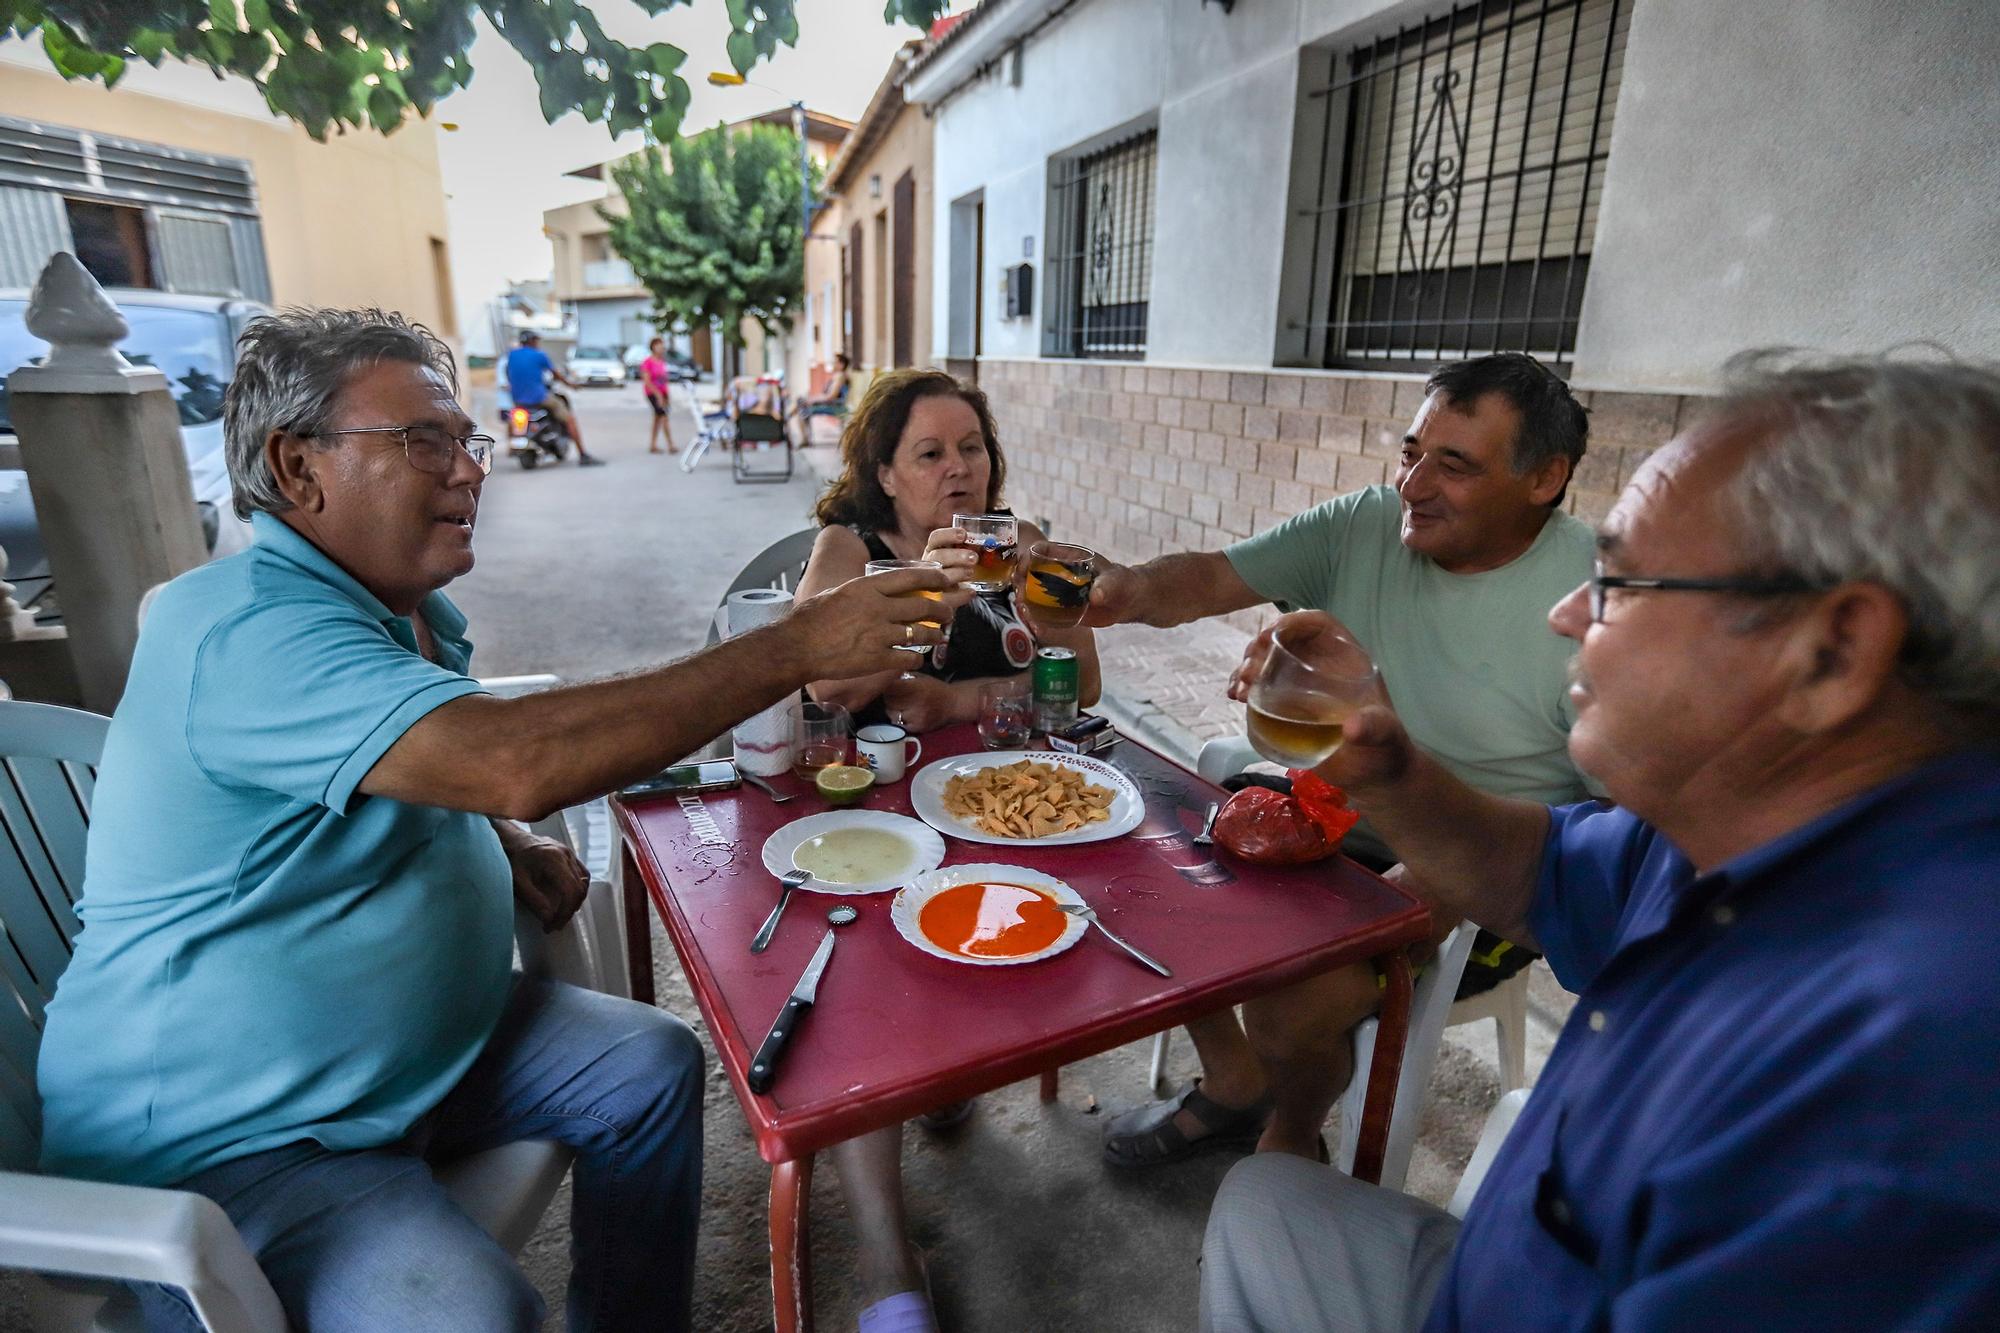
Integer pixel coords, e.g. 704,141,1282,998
1033,646,1079,734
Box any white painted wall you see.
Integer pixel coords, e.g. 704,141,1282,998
926,0,1168,362
923,0,2000,386
1572,0,2000,390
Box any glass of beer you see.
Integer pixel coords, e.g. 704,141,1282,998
1245,626,1379,767
865,558,946,656
1018,541,1098,631
952,513,1018,593
794,701,854,781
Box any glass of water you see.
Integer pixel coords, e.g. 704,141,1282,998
977,677,1034,749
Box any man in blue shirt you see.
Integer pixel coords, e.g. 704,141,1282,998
37,308,962,1332
1200,351,2000,1331
505,329,603,465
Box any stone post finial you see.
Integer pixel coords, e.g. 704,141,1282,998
10,253,168,396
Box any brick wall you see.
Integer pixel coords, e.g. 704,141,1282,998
979,358,1704,617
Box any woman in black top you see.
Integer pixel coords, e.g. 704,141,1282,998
798,368,1101,732
791,369,1101,1329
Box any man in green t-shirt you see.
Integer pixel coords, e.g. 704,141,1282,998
1088,352,1596,1168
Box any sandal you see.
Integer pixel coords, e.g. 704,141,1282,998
1101,1079,1273,1169
857,1246,938,1333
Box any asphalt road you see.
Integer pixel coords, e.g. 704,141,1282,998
453,377,821,682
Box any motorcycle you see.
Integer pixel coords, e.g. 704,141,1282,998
507,402,573,469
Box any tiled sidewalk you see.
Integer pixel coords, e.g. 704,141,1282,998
1092,618,1254,767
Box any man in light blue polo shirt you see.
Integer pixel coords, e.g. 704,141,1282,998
36,308,962,1332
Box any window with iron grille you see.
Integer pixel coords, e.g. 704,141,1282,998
1044,127,1156,360
1295,0,1629,370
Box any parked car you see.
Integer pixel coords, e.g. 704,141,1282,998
0,288,264,616
566,345,625,387
621,342,702,384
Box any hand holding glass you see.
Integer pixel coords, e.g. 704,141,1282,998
865,558,945,655
1018,541,1098,631
952,513,1018,593
1245,627,1379,767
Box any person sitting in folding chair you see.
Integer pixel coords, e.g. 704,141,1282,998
789,352,853,435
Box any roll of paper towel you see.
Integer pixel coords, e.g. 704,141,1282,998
727,588,797,776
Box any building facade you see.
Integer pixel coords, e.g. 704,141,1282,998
545,108,851,377
907,0,1999,568
0,54,458,341
794,40,937,399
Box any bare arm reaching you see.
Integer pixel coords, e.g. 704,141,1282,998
362,566,964,822
1086,550,1264,629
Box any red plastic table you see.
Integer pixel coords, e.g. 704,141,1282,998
614,724,1430,1332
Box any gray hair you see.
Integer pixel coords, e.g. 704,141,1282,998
1710,348,2000,737
223,308,458,519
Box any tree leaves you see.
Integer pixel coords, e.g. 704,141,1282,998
602,121,819,348
1,0,936,144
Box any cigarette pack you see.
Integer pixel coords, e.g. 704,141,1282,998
1049,725,1120,755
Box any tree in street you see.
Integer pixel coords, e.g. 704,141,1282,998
603,121,815,354
2,0,947,143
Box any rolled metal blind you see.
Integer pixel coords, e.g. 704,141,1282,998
0,115,260,217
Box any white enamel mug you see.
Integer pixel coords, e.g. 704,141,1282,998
855,724,922,783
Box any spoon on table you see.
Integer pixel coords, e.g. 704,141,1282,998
750,869,812,954
742,772,794,805
1192,802,1221,847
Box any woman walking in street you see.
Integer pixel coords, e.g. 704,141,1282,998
642,336,678,454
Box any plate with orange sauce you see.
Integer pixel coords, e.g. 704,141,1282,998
891,863,1089,967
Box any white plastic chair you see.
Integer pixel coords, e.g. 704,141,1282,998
679,404,735,473
703,527,820,648
1447,1087,1531,1219
0,695,623,1331
1332,920,1480,1190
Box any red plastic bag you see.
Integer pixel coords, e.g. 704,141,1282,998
1211,769,1362,866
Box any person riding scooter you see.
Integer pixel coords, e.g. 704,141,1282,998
504,331,604,467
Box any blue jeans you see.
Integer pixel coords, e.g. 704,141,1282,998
137,977,704,1332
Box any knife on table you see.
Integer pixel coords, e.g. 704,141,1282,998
747,927,837,1095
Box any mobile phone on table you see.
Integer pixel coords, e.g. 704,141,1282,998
619,758,742,798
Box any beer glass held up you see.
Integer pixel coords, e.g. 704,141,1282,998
865,558,946,657
953,513,1019,593
1019,541,1098,632
1244,626,1379,768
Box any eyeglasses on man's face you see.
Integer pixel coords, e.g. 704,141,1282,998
306,425,495,476
1588,559,1824,624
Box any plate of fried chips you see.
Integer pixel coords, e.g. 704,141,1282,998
909,752,1144,846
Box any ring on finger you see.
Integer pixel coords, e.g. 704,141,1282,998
903,623,913,645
